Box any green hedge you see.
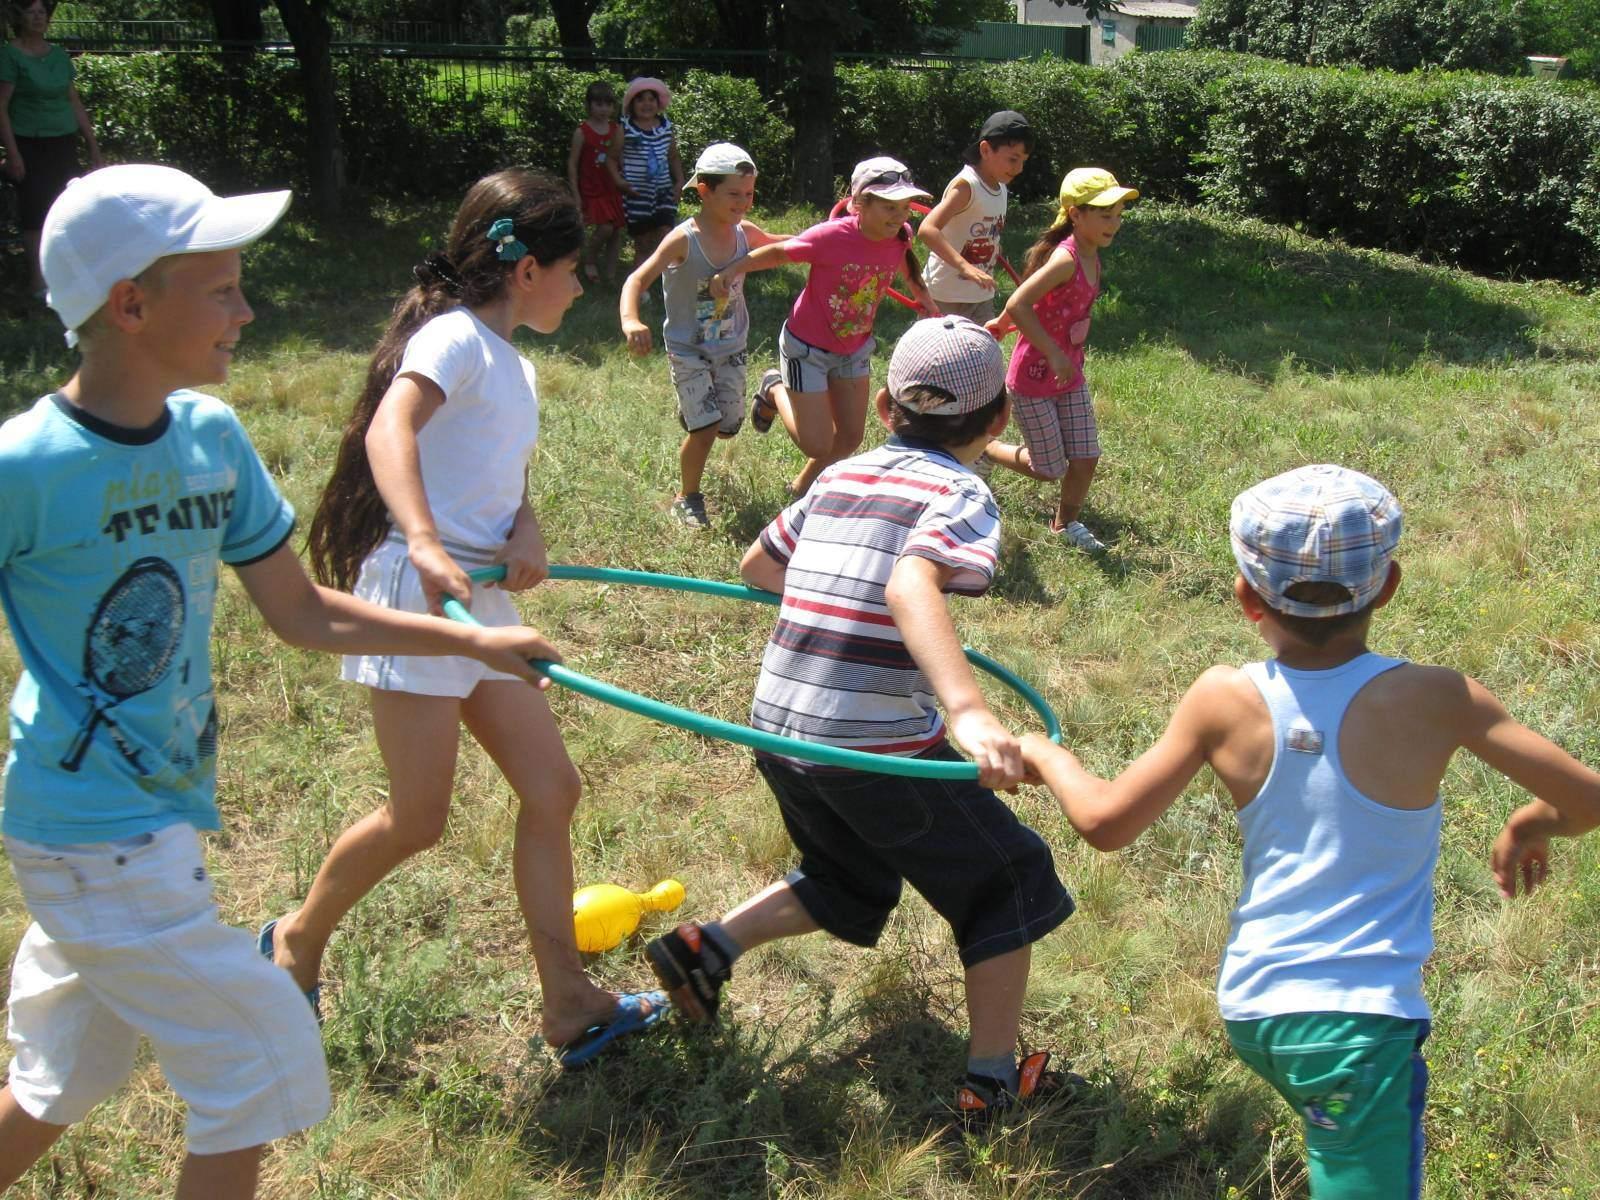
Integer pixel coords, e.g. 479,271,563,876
74,50,1600,280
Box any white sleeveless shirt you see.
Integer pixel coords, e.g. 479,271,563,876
1216,652,1442,1023
924,164,1008,305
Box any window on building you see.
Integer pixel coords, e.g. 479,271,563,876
1102,19,1117,43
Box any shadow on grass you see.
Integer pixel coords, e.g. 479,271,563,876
1084,205,1542,380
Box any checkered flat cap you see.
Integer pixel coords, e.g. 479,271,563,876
886,316,1004,416
1229,464,1402,617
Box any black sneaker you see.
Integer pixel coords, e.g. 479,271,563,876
671,492,710,530
954,1051,1079,1131
645,922,731,1023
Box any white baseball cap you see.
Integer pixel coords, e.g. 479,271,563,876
887,316,1004,416
691,142,756,183
42,164,291,347
849,156,932,203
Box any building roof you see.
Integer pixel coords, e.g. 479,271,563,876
1108,0,1198,18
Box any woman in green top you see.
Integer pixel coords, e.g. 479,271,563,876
1,0,101,298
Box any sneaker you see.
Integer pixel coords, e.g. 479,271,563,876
750,369,782,435
671,492,710,530
954,1051,1079,1131
1055,520,1106,553
645,922,731,1023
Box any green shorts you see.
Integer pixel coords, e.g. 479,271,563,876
1225,1012,1429,1200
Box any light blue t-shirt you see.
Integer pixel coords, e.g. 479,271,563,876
0,392,295,844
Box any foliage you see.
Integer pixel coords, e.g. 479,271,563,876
1189,0,1528,74
1521,0,1600,79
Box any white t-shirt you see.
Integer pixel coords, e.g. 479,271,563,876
924,164,1008,306
396,308,540,552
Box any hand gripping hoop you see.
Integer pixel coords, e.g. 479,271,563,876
443,564,1061,780
827,197,1023,314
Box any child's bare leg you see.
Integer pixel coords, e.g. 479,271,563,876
601,226,623,284
0,1087,66,1190
633,224,667,264
679,422,720,497
463,680,620,1047
269,690,462,993
1053,456,1099,530
176,1145,263,1200
985,440,1058,482
790,374,869,497
719,880,822,953
582,224,611,280
964,945,1031,1062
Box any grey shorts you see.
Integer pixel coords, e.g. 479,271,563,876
779,322,875,396
934,297,996,325
668,348,748,434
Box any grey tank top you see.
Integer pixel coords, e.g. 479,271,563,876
662,220,750,356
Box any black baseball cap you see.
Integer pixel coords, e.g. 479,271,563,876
978,111,1032,142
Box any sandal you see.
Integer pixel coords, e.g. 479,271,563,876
645,922,732,1022
750,369,782,435
954,1050,1084,1131
553,989,671,1070
583,263,601,284
257,919,323,1024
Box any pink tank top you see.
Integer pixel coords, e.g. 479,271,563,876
1004,234,1099,396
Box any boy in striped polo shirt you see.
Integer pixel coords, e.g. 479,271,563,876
647,316,1075,1122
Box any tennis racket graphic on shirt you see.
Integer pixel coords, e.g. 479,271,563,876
61,556,185,773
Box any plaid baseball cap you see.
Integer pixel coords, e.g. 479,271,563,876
1229,465,1403,617
886,316,1004,416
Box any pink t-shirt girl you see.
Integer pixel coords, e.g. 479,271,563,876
1005,234,1100,396
783,213,913,355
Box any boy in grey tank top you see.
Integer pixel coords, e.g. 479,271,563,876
1020,464,1600,1199
621,144,789,529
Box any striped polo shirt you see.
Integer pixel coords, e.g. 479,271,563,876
752,437,1000,769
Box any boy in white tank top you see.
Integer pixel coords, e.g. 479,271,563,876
1020,464,1600,1200
918,111,1033,325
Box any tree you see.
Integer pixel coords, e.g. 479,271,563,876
274,0,344,214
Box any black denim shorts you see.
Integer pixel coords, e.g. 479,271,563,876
756,744,1074,968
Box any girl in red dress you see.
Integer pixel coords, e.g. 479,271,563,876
565,80,626,284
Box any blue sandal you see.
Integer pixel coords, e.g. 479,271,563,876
554,989,671,1071
257,919,323,1024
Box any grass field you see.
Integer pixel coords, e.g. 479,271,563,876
1,196,1598,1199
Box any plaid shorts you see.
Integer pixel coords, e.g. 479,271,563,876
756,744,1073,968
1008,383,1099,479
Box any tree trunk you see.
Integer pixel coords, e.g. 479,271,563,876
208,1,264,190
276,0,345,217
787,25,836,206
549,0,597,66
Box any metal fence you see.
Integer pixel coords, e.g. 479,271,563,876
1135,24,1190,52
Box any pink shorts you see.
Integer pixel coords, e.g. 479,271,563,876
1007,383,1099,479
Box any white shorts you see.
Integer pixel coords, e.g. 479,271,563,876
342,537,524,698
668,348,747,435
4,824,329,1155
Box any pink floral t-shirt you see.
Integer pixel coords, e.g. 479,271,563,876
1005,234,1100,397
783,214,912,355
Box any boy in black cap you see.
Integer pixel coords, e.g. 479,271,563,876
918,110,1033,326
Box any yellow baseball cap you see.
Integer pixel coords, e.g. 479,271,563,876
1059,167,1139,212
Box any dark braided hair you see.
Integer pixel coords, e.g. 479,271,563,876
307,170,582,591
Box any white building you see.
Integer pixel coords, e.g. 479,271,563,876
1015,0,1197,65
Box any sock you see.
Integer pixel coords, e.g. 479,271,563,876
698,921,742,974
966,1052,1019,1095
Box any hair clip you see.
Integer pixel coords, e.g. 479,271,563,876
487,218,528,263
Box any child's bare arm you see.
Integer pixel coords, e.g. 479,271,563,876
739,539,786,594
918,178,994,292
566,126,585,197
667,134,684,192
1461,677,1600,897
605,125,629,193
884,555,1022,789
740,221,790,251
233,543,558,685
710,241,790,298
1023,668,1233,849
620,227,687,354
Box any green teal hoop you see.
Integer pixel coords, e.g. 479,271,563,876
442,564,1061,781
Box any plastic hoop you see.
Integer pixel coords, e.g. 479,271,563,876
828,196,1022,315
441,564,1061,781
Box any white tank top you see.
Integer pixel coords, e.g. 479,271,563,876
924,164,1007,305
1216,652,1442,1023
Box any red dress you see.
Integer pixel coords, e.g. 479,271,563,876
576,120,626,228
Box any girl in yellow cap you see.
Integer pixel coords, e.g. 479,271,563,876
985,167,1137,553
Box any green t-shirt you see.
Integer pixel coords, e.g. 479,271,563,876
1,42,77,139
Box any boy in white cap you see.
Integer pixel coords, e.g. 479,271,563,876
646,316,1078,1125
1021,463,1600,1199
709,156,937,498
620,143,789,529
0,165,561,1197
